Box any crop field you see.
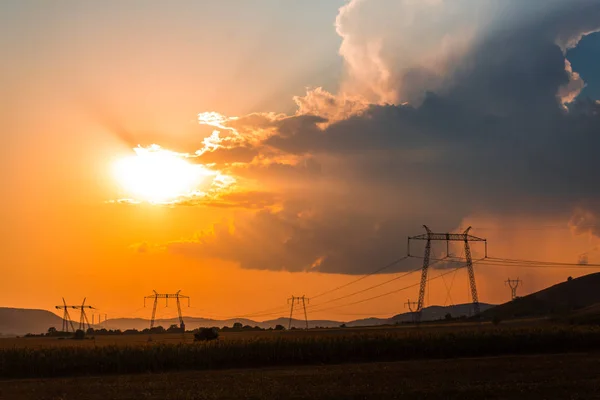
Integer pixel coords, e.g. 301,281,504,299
3,353,600,399
3,322,600,399
0,318,540,349
2,322,600,380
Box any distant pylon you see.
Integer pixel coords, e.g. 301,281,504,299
505,278,522,300
144,290,190,330
288,295,310,330
404,299,418,323
70,298,95,331
55,298,76,332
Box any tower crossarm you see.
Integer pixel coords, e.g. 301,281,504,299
408,233,486,242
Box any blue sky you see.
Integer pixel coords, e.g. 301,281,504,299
568,32,600,100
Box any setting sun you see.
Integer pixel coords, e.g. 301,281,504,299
113,145,207,203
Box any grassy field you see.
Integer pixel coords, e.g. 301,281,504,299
2,322,600,379
0,319,540,349
2,353,600,399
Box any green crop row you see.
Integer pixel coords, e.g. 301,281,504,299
2,326,600,379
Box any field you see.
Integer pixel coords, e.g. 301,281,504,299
3,322,600,399
2,353,600,399
0,319,540,349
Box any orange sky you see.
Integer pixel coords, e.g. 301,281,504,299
2,1,600,323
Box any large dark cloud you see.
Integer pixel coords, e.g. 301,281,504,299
165,0,600,274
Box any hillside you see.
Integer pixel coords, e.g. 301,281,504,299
0,308,65,337
481,273,600,320
0,302,497,336
348,303,495,327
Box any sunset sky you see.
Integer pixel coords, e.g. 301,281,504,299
2,0,600,322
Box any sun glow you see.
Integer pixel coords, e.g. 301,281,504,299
113,146,208,203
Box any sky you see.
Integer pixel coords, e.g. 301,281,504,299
1,0,600,323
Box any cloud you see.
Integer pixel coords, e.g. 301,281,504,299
150,0,600,274
293,87,369,123
335,0,600,107
558,60,587,106
178,191,281,210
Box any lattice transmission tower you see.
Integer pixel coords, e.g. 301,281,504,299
70,298,95,331
408,225,487,322
144,290,190,331
288,295,309,330
55,298,95,332
55,298,76,333
404,299,418,323
505,278,522,300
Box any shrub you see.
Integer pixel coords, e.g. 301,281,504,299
73,330,86,340
194,328,219,342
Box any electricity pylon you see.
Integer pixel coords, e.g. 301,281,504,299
55,298,76,332
408,225,487,322
288,295,309,330
144,290,190,330
505,278,522,300
70,298,95,331
404,299,418,323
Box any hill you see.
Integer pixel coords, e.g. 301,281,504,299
0,303,496,336
348,303,495,327
481,273,600,320
0,308,65,337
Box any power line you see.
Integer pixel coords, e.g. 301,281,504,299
476,260,600,269
486,256,600,267
309,265,465,314
311,256,410,300
472,224,600,231
197,255,413,321
305,266,423,311
411,255,600,269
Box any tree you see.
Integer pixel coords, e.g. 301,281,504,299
194,328,219,341
445,313,452,321
233,322,243,330
567,276,573,282
73,329,86,340
274,324,285,331
47,327,57,336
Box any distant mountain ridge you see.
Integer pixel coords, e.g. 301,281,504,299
0,308,65,337
0,303,495,336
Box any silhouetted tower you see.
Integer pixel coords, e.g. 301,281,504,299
288,295,310,330
144,290,190,331
408,225,487,322
404,299,418,323
70,298,95,331
505,278,522,300
55,298,76,332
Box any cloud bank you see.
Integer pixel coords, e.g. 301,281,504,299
146,0,600,274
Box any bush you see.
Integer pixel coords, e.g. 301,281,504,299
73,330,86,340
194,328,219,342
